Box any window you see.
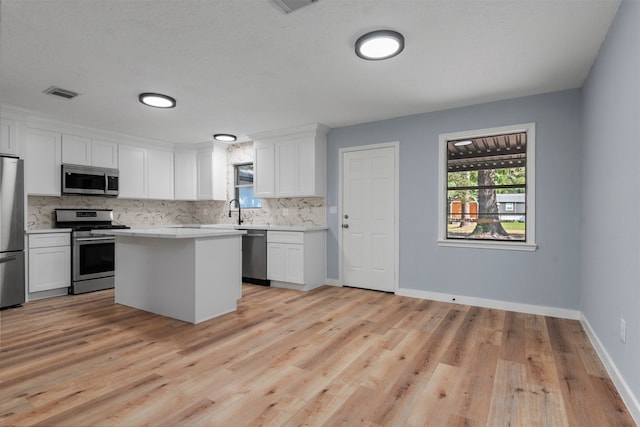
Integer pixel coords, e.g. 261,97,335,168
438,123,536,251
234,163,261,209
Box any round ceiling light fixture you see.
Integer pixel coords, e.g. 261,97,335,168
213,133,237,142
355,30,405,60
138,93,176,108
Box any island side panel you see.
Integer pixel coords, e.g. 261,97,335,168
115,236,197,323
194,235,242,323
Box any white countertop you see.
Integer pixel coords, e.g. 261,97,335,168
93,227,247,239
26,228,72,234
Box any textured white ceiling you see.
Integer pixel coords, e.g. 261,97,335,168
0,0,620,145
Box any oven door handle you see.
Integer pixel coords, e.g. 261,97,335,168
75,237,116,242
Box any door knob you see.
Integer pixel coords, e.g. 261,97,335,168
342,224,349,228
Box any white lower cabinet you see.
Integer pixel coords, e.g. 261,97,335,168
28,233,71,293
267,230,326,291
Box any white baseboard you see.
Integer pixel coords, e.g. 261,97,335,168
395,287,581,320
27,288,68,301
581,314,640,425
271,281,325,292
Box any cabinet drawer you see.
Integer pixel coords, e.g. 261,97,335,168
28,233,70,248
267,231,304,244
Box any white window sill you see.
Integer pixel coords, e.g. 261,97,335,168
437,239,537,252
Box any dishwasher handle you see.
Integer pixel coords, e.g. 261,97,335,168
243,233,265,238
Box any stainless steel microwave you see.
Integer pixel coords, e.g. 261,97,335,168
61,164,119,197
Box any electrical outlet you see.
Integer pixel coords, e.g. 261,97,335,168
620,318,626,343
203,209,208,215
283,208,289,216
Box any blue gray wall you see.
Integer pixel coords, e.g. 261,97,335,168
581,0,640,407
327,89,583,310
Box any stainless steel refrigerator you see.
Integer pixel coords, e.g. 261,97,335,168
0,155,25,308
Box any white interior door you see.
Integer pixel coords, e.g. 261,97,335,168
342,146,396,292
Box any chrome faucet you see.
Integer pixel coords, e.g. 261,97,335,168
228,199,243,225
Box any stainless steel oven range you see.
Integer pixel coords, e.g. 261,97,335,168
55,209,129,295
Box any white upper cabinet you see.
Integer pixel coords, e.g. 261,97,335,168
118,144,147,199
61,134,91,165
147,148,174,200
118,144,175,200
174,150,197,200
17,113,232,202
196,143,226,201
274,139,295,197
26,128,62,196
250,123,328,198
1,118,19,156
91,139,118,168
253,141,275,198
62,134,118,168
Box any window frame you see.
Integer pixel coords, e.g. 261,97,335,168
437,122,537,251
234,162,261,209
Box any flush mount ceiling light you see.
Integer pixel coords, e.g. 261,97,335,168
213,133,237,142
355,30,405,60
138,93,176,108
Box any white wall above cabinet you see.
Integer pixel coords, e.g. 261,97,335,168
249,123,329,198
62,134,118,168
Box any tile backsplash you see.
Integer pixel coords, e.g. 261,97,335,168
28,196,325,229
28,196,204,228
193,197,326,226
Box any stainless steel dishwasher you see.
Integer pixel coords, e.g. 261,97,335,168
241,229,270,286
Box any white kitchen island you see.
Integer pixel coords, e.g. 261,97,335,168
95,228,246,324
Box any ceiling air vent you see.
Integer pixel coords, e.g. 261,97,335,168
42,86,79,99
269,0,318,14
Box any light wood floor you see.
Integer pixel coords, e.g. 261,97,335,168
0,284,635,426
